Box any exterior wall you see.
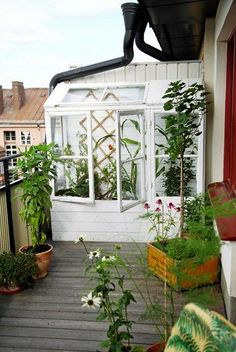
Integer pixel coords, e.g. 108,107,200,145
204,0,236,185
203,0,236,322
0,125,45,152
73,61,203,83
50,61,203,243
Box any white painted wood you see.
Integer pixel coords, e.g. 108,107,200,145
46,62,204,242
167,63,178,79
156,64,167,80
72,61,202,85
125,65,136,81
146,64,156,81
177,62,188,78
135,64,146,81
221,241,236,297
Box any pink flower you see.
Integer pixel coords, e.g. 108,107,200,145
144,203,150,209
168,202,175,209
156,199,162,205
155,207,161,212
175,206,181,212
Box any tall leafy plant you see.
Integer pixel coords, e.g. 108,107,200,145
16,143,58,251
158,81,207,237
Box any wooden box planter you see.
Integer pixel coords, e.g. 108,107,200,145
147,242,219,290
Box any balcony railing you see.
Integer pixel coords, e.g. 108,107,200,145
0,153,29,253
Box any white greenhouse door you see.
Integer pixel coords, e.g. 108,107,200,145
116,110,146,212
50,112,94,204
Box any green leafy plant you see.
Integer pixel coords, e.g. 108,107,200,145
158,81,207,237
162,158,195,196
139,199,180,244
0,252,37,289
15,143,58,251
77,236,144,352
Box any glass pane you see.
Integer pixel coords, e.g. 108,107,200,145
155,157,197,197
121,160,142,201
51,115,88,157
154,113,198,155
0,161,4,186
62,88,104,103
120,112,143,160
54,159,89,198
102,87,144,102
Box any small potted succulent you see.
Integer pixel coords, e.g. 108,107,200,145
15,143,58,278
0,251,37,294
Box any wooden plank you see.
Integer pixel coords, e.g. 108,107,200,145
0,241,226,352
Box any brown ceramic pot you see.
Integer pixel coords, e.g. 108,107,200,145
145,341,166,352
19,243,53,279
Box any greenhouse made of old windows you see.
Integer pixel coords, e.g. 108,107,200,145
44,78,205,242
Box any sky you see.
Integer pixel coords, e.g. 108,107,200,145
0,0,159,88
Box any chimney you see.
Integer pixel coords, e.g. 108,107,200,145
12,81,25,110
0,86,3,114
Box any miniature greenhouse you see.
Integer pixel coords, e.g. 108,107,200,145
44,79,205,242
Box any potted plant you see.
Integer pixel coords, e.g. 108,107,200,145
0,251,37,294
141,196,221,291
15,143,58,279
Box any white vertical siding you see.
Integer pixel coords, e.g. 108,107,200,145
73,61,202,84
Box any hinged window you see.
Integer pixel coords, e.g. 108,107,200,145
116,110,146,212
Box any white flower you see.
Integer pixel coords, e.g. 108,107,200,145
88,249,101,260
74,235,86,243
81,292,101,309
101,255,116,262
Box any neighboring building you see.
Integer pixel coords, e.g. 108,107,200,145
0,81,47,167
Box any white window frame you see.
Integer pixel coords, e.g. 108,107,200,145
6,145,17,167
116,110,146,212
47,112,94,204
149,111,205,199
21,131,31,145
4,131,16,141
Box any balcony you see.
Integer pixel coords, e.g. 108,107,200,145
0,154,229,351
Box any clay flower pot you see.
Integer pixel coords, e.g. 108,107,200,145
19,243,53,279
145,341,166,352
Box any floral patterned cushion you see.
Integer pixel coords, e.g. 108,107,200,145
164,303,236,351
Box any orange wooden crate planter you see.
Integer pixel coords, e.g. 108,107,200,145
147,242,219,290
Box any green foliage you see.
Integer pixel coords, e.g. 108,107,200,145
160,81,207,160
0,252,37,288
79,242,137,351
159,80,208,236
15,143,58,250
162,158,195,196
139,200,179,243
157,236,220,262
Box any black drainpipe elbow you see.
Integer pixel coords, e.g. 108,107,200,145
49,3,140,94
135,18,174,61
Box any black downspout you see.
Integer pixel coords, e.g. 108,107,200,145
49,3,140,94
135,18,174,61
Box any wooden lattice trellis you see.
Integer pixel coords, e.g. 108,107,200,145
78,89,122,176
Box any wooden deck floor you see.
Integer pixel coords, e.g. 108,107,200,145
0,242,225,352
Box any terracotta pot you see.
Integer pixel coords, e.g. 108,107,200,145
19,243,53,279
145,341,166,352
147,242,219,290
0,285,24,295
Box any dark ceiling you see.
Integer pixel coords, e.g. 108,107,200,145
137,0,219,60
